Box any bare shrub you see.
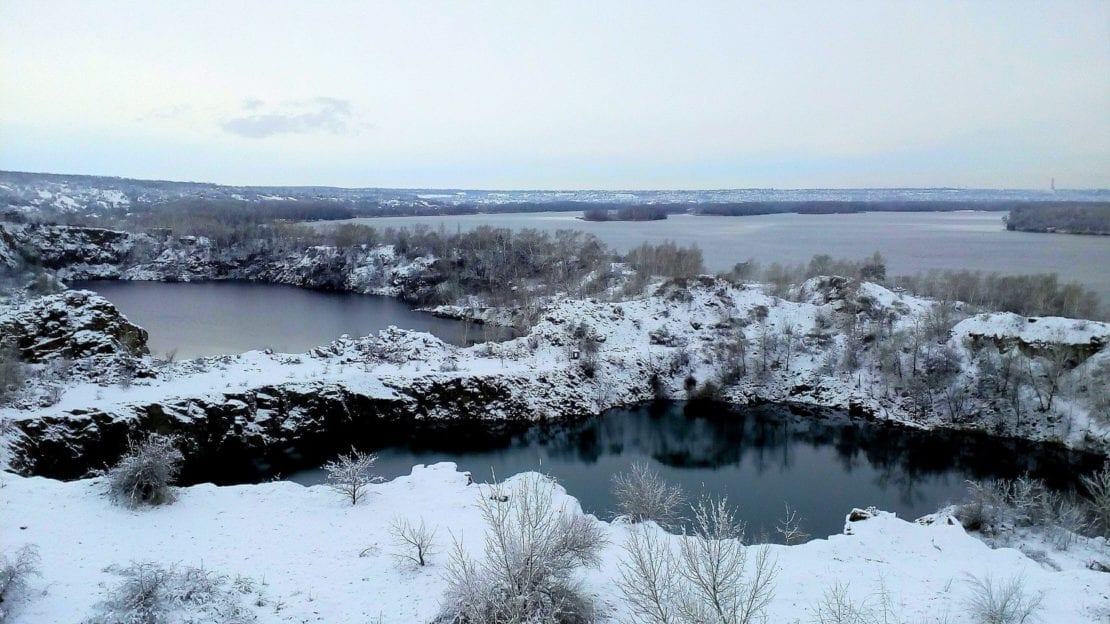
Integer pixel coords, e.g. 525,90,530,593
964,574,1043,624
439,472,607,624
810,581,869,624
807,580,935,624
0,340,25,406
107,434,183,508
390,516,437,567
776,503,811,545
323,448,383,506
0,545,40,622
1081,462,1110,538
955,476,1058,535
85,562,263,624
617,496,778,624
956,473,1107,548
612,462,686,529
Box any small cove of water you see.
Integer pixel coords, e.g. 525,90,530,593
70,280,503,359
286,402,1101,539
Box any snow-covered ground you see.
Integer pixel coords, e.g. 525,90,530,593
1,463,1107,623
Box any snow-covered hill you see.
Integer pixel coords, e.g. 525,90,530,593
4,170,1108,218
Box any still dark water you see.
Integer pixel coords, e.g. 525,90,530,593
288,402,1100,539
70,280,501,359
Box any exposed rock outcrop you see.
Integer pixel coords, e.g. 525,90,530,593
0,290,148,362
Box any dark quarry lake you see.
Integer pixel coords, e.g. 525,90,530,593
70,280,501,359
287,402,1101,540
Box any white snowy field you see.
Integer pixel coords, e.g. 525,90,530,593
1,463,1107,623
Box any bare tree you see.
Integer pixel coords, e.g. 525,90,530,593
781,325,797,372
677,496,777,624
323,448,383,506
107,434,183,508
612,462,687,529
775,503,810,545
390,516,437,567
617,527,678,624
758,324,778,375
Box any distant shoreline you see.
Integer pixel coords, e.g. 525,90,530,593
1005,204,1110,236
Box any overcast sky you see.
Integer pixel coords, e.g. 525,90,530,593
1,1,1107,189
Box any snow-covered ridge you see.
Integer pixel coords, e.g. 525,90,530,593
955,312,1109,348
4,274,1109,481
4,169,1109,219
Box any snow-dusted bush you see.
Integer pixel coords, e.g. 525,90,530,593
107,434,183,508
0,545,40,622
807,580,941,624
955,474,1104,546
84,562,264,624
0,341,24,406
611,461,686,529
323,448,383,506
964,574,1042,624
687,377,725,403
440,473,606,624
809,581,874,624
390,516,437,567
1081,462,1110,538
617,495,777,624
0,418,14,470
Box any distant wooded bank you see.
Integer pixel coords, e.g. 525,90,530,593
1005,203,1110,236
581,206,669,221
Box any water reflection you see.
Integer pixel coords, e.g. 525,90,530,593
287,402,1100,539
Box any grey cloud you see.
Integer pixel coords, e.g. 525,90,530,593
222,97,360,138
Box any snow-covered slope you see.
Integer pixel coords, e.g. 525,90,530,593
1,464,1106,623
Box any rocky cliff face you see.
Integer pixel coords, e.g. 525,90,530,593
0,290,148,362
0,223,442,302
1,223,136,276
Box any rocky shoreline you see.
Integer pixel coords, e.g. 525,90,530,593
2,223,1109,481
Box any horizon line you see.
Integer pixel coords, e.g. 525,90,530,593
2,168,1107,195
